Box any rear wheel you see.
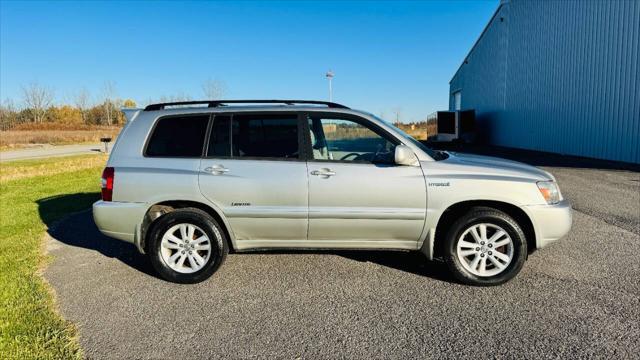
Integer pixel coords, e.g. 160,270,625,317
444,207,527,286
148,208,228,284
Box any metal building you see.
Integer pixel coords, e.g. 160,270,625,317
449,0,640,164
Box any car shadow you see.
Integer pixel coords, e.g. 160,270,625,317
235,250,454,283
37,193,454,283
37,192,156,277
339,251,453,281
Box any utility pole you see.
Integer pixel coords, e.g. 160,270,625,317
326,70,334,102
392,107,402,126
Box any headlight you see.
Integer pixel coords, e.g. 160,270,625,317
536,181,561,205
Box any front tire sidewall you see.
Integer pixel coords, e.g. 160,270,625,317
445,210,527,286
148,209,227,284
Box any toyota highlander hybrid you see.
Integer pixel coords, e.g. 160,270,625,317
93,100,572,285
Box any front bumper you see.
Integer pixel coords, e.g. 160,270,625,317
524,199,572,249
92,200,147,245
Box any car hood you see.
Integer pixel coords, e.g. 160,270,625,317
431,151,554,182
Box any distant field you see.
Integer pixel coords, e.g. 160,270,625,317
0,123,121,150
0,154,106,359
400,127,429,140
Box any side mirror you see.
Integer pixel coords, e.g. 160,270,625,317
394,145,419,166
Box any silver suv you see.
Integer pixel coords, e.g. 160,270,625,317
93,100,572,286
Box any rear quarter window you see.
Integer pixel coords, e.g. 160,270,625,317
145,115,209,157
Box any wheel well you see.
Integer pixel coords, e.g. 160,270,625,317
142,200,234,253
432,200,536,258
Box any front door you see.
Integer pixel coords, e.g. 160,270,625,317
198,113,308,245
305,114,427,247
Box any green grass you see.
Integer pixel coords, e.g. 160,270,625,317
0,155,105,359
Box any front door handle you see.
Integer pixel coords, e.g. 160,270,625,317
204,165,230,175
310,168,336,177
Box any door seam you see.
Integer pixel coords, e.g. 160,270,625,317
305,160,310,240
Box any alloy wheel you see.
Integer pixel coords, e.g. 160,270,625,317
456,223,514,277
160,223,213,274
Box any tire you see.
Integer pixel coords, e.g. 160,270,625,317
443,207,527,286
148,208,228,284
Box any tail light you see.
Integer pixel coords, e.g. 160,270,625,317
101,167,115,201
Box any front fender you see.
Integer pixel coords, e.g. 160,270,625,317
420,176,543,259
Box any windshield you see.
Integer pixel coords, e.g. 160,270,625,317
371,115,448,161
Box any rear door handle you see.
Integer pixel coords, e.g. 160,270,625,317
310,168,336,177
204,165,230,175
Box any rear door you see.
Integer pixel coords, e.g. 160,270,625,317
305,113,427,246
198,113,309,244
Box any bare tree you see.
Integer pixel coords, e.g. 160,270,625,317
102,81,117,125
22,82,54,123
1,98,19,130
141,97,156,108
74,88,91,124
171,91,193,102
201,78,227,99
158,92,193,103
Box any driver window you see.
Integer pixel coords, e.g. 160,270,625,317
308,117,396,164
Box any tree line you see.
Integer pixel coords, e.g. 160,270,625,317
0,79,227,131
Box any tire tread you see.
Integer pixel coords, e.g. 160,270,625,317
148,207,228,284
443,206,527,286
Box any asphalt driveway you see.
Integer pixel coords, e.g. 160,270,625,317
0,143,104,162
43,154,640,359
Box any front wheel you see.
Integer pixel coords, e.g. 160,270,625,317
148,208,228,284
444,207,527,286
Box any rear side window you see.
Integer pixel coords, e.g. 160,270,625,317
207,114,299,159
146,115,209,157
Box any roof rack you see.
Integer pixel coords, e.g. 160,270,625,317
143,99,350,111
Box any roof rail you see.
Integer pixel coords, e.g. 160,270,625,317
143,99,350,111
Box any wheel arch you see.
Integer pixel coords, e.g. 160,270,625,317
141,200,236,253
432,200,536,259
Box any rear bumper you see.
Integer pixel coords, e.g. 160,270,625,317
524,199,572,249
92,200,147,246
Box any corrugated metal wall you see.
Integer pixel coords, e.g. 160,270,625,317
450,0,640,164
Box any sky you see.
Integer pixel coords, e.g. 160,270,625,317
0,0,497,122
